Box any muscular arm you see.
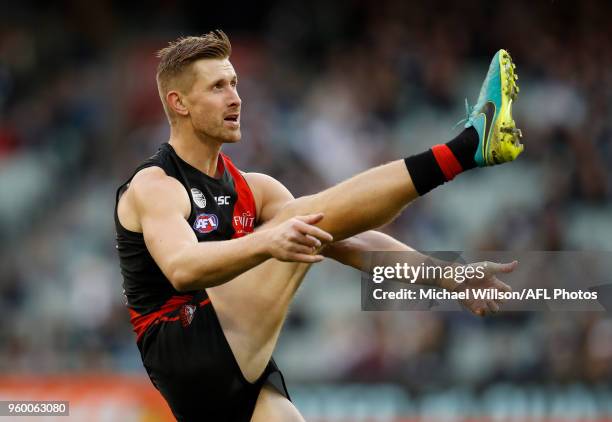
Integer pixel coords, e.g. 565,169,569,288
245,173,516,316
325,231,517,317
246,173,508,292
122,167,331,292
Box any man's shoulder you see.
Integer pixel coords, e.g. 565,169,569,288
242,172,275,184
129,166,189,211
132,165,168,183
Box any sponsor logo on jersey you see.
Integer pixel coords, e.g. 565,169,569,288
180,304,196,327
190,188,207,208
194,213,219,234
233,211,255,235
215,195,231,206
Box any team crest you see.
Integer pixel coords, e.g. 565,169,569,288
190,188,207,208
194,213,219,234
180,304,196,327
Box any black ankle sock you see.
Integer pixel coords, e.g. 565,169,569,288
446,127,478,170
404,127,479,195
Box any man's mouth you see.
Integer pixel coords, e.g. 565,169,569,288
224,113,239,123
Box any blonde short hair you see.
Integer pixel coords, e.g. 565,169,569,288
155,30,232,121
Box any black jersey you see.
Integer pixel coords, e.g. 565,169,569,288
114,143,288,422
114,142,256,340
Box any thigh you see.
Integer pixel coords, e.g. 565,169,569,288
251,384,306,422
207,258,312,382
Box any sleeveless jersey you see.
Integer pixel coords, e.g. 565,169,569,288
114,143,257,341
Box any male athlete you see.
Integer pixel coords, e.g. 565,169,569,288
115,30,523,421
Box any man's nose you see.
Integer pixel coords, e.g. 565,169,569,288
228,89,241,108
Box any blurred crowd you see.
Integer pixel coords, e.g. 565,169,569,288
1,0,611,398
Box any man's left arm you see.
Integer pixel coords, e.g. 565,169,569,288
323,230,516,316
244,172,515,316
321,230,456,287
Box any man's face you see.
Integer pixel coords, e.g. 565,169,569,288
182,58,242,143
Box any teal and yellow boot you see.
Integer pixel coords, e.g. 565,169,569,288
465,49,523,166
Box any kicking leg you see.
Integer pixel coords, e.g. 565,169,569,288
271,49,523,241
209,48,523,385
209,128,490,382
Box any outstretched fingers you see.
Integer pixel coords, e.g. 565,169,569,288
472,300,500,317
484,260,518,275
486,300,500,314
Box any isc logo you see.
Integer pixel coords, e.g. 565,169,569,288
215,196,231,205
193,213,219,234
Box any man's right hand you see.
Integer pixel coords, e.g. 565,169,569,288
263,213,333,263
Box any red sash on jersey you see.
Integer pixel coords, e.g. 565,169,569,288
220,153,257,238
129,294,211,341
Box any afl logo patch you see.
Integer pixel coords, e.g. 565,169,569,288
190,188,207,208
194,213,219,234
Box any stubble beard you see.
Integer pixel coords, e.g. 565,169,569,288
195,120,241,144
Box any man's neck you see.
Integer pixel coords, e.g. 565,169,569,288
168,127,223,178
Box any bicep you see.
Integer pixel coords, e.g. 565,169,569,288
244,172,294,223
140,205,198,275
131,169,196,281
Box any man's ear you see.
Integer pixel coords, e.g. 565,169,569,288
167,91,189,116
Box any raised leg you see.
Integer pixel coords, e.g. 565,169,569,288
211,47,524,418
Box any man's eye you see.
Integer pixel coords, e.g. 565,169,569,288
231,81,237,87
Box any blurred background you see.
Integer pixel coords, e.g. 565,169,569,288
1,0,611,420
